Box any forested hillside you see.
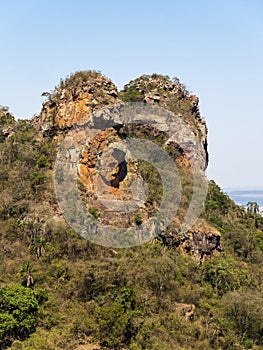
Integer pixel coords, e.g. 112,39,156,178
0,73,263,350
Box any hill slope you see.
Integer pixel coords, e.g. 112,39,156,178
0,72,263,350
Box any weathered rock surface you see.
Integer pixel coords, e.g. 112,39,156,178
161,219,221,263
38,71,120,133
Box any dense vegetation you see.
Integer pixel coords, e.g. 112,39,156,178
1,106,263,349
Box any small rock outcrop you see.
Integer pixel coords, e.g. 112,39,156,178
173,302,196,321
0,106,15,140
161,219,221,263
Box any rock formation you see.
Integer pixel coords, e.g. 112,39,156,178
39,71,120,133
37,71,220,261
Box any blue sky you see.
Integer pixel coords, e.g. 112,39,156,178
0,0,262,189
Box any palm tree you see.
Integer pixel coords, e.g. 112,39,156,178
235,205,246,218
247,201,259,214
247,202,260,226
19,262,34,288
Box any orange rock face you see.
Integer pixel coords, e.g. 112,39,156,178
40,72,120,130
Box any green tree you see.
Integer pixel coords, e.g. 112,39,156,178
200,255,250,296
0,285,39,348
222,290,263,345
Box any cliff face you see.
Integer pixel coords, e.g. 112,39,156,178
119,74,208,168
39,71,120,132
37,71,220,261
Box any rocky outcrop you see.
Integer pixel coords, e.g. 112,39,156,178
38,71,120,134
173,302,196,321
161,219,221,263
0,107,15,140
119,74,208,168
37,71,219,259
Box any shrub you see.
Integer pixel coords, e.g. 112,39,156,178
30,171,46,188
36,155,51,169
88,206,99,220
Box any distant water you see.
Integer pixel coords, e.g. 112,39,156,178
225,189,263,207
